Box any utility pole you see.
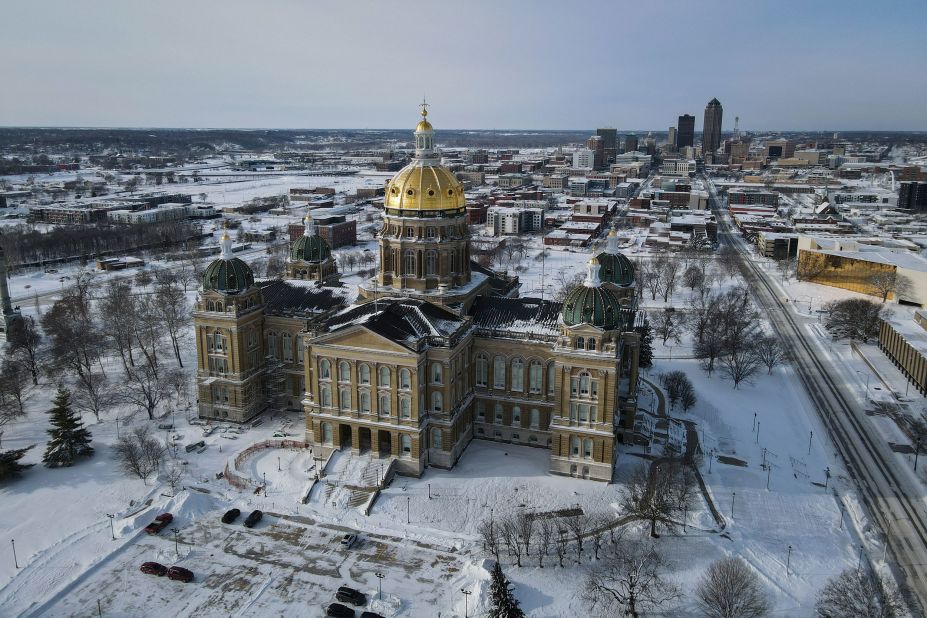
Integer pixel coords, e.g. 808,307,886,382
407,496,410,524
787,545,793,576
106,514,115,540
375,572,385,600
11,539,18,569
766,466,771,490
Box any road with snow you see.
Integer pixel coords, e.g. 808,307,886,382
708,177,927,614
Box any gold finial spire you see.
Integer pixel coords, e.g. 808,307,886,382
420,97,429,118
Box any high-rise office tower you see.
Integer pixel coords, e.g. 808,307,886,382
624,134,639,153
667,126,677,150
586,135,605,169
677,114,695,148
596,128,617,165
703,98,723,155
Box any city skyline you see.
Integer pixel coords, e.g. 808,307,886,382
3,0,926,130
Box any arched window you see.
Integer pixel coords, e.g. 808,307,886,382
338,361,351,382
547,363,556,395
267,332,278,359
493,356,506,389
359,391,371,414
400,434,412,454
432,391,443,412
431,428,442,448
400,396,411,418
378,366,390,387
431,362,443,384
583,439,593,459
529,361,543,394
399,368,411,390
579,372,591,396
321,422,332,443
339,388,350,410
530,408,540,428
494,403,504,424
319,359,331,380
425,251,437,276
320,385,332,408
282,333,292,362
511,406,521,426
475,354,488,387
206,300,215,311
575,336,584,350
359,364,371,385
587,338,596,351
379,393,390,416
511,358,524,392
404,250,416,276
571,436,580,457
449,249,457,273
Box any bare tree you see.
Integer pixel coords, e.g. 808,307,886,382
720,345,764,389
499,514,524,567
755,336,786,374
867,270,898,303
796,252,829,281
824,299,883,343
554,270,585,302
122,364,178,419
815,568,902,618
114,425,165,483
566,513,590,564
643,257,664,301
478,518,502,563
0,359,30,418
683,264,706,292
653,310,684,345
7,316,43,386
717,246,740,281
696,556,771,618
536,517,554,568
164,461,185,496
99,280,137,375
555,527,569,567
154,279,189,367
775,257,796,282
72,373,120,422
621,464,673,538
661,371,693,410
659,256,682,302
516,511,535,558
131,296,164,375
583,541,679,618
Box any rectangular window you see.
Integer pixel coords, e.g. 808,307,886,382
591,380,598,399
571,377,579,397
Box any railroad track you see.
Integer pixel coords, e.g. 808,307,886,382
708,181,927,614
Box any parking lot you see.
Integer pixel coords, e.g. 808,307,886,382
42,502,472,617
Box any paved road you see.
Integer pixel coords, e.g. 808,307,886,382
707,178,927,614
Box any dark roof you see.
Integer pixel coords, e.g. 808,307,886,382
259,279,350,317
595,251,635,287
561,283,627,330
325,298,467,350
470,260,520,296
470,296,562,338
290,233,332,263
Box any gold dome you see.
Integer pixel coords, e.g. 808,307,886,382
416,118,433,132
385,163,465,211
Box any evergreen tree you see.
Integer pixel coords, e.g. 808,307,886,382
638,320,654,369
0,445,35,481
488,562,526,618
43,387,94,467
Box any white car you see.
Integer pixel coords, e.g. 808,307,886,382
340,533,357,549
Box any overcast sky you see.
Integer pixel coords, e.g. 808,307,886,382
3,0,925,131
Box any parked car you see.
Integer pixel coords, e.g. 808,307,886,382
336,586,366,606
243,509,263,528
139,561,168,576
340,533,357,549
144,513,173,534
221,508,241,524
157,423,173,430
360,612,385,618
166,566,194,583
325,603,355,618
185,440,206,453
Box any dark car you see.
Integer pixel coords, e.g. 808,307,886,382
360,612,385,618
243,509,263,528
139,561,168,576
144,512,173,534
336,586,367,606
166,566,194,583
221,508,241,524
326,603,355,618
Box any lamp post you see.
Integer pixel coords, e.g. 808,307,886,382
375,572,385,600
106,514,116,540
278,457,281,472
731,492,736,518
708,449,713,474
857,544,864,574
406,496,410,524
461,588,472,618
766,465,771,491
808,430,813,456
756,421,760,444
171,528,180,557
787,545,793,577
428,483,431,500
824,466,831,491
11,539,18,569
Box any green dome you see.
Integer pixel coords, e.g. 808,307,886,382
202,257,254,293
596,251,635,286
291,234,331,263
561,284,626,330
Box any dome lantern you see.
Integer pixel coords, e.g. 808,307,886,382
202,223,255,294
583,257,602,288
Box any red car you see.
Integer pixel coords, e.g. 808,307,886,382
167,566,194,583
144,513,173,535
140,561,168,576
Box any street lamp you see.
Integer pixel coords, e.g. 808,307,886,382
375,572,385,600
461,588,472,618
407,496,410,524
11,539,18,569
171,527,180,557
787,545,793,576
106,514,116,540
731,492,735,518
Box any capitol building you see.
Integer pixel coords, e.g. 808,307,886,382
193,106,644,482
